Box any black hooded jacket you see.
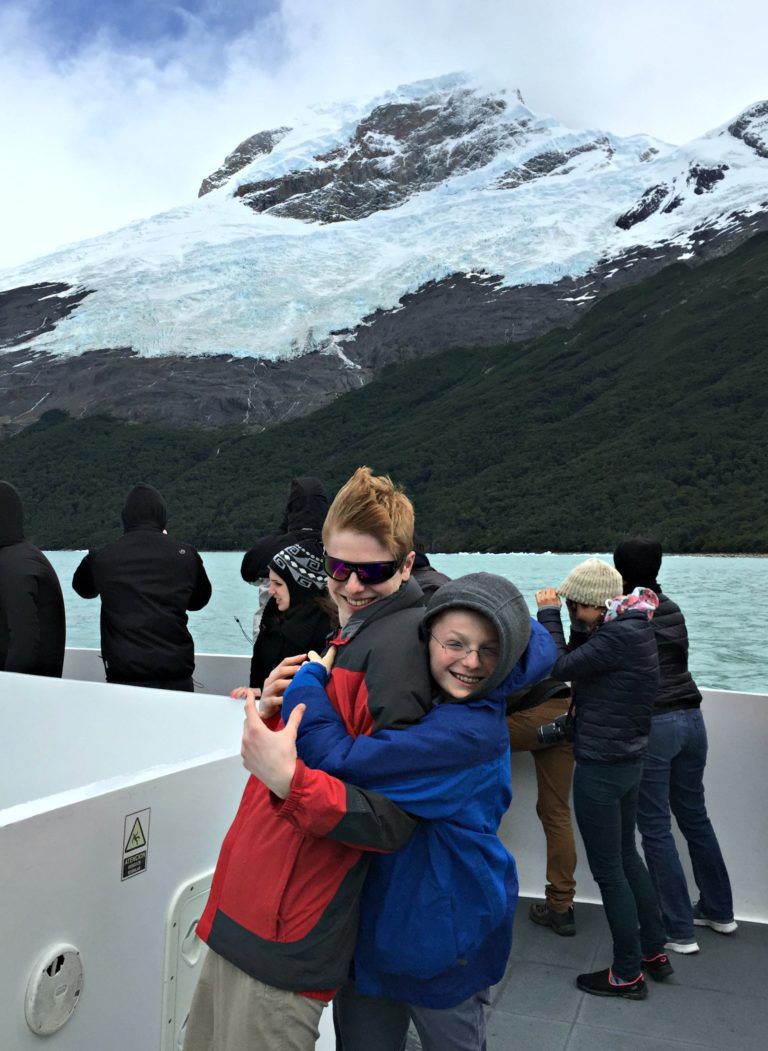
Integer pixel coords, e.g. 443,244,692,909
613,539,701,713
539,606,659,762
0,482,66,677
72,484,211,683
646,593,702,712
241,477,328,583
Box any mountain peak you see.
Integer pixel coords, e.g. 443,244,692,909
199,127,292,197
1,75,766,438
726,100,768,159
215,76,531,224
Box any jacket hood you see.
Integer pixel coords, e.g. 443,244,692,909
279,477,328,533
0,481,24,546
490,619,557,702
121,483,168,532
423,572,533,700
613,538,662,592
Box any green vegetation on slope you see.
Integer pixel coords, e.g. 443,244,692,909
2,232,767,552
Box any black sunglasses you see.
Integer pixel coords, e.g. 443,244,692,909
323,553,404,585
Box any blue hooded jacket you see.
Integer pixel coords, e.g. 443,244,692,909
282,611,555,1008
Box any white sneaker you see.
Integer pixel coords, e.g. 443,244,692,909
665,939,700,954
693,915,738,934
692,903,738,934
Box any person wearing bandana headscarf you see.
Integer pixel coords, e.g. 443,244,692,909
535,559,669,999
0,481,66,677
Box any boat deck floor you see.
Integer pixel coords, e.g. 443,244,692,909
408,896,765,1050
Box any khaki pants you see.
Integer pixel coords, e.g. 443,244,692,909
183,949,328,1051
507,696,577,911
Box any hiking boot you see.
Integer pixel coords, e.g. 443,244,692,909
576,967,647,1000
693,903,738,934
641,952,674,981
665,938,700,954
529,901,575,936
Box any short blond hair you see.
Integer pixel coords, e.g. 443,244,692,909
323,467,414,561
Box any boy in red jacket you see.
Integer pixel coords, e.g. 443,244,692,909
185,468,432,1051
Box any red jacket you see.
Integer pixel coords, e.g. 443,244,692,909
196,579,432,992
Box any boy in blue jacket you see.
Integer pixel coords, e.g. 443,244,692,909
282,572,555,1051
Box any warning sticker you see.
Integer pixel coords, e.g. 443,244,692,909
121,808,150,881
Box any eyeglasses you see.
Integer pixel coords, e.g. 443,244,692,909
323,553,404,586
429,634,499,663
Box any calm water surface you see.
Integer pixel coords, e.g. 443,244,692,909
47,551,767,694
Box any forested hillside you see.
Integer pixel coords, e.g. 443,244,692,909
2,232,767,552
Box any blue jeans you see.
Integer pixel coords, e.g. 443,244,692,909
637,708,734,940
573,760,666,980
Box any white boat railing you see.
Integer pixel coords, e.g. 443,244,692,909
62,646,768,923
1,652,765,1050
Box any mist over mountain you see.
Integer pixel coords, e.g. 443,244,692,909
1,74,767,435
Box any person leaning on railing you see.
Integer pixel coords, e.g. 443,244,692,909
613,538,737,954
535,559,671,1000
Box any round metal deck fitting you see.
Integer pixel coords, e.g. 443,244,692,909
25,945,85,1035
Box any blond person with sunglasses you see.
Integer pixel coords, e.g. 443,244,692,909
186,468,433,1051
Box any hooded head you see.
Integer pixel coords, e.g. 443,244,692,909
558,558,623,608
613,538,663,592
268,541,327,606
0,481,24,546
279,477,329,533
423,572,531,700
121,484,168,533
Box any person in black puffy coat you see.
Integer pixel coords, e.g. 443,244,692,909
0,481,66,677
72,483,211,691
614,538,736,954
536,558,669,1000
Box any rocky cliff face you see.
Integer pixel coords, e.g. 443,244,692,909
228,86,529,222
728,101,768,159
1,75,767,436
198,127,292,196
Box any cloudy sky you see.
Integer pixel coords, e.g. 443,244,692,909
1,0,766,270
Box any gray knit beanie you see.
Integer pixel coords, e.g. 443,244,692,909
423,572,531,699
558,558,623,607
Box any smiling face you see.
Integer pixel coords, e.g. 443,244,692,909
324,528,414,627
268,569,290,612
427,609,500,700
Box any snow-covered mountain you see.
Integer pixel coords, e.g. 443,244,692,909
1,73,767,432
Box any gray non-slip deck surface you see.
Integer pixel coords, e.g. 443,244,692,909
408,897,765,1050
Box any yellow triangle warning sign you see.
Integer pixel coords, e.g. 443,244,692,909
125,817,147,852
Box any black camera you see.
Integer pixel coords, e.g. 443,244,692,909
536,712,575,745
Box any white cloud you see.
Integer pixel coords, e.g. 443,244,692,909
1,0,766,270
